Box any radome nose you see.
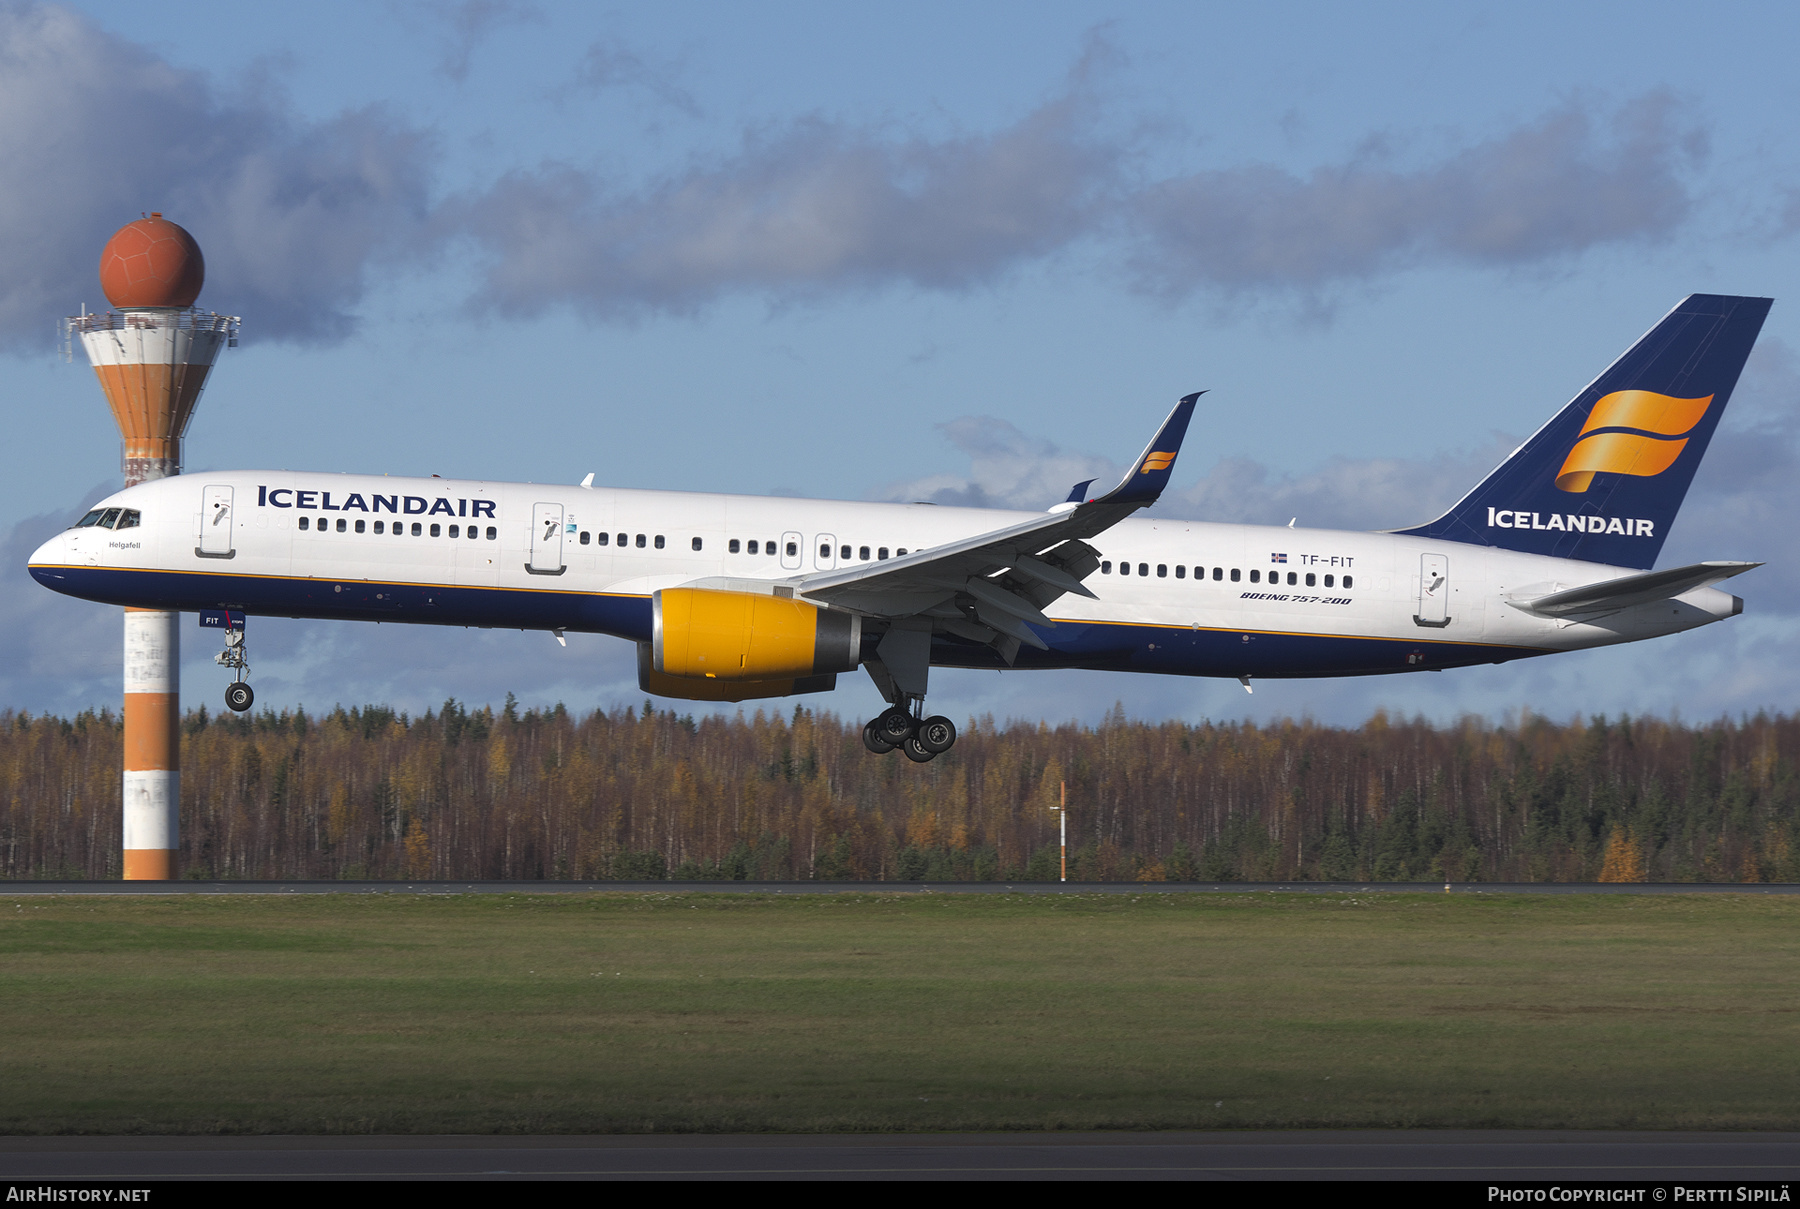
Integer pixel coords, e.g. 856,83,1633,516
27,532,70,587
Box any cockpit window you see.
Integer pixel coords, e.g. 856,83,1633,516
115,510,140,530
75,509,105,528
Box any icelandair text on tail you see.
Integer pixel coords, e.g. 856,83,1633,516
1488,508,1653,537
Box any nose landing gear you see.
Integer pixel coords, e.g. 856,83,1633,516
202,609,254,712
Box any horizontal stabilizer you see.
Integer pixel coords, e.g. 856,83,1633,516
1509,560,1760,617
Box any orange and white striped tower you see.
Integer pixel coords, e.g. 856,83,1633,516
70,215,238,880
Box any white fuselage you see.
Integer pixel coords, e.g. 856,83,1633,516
29,470,1744,682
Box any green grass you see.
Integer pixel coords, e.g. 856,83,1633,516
1,890,1797,1133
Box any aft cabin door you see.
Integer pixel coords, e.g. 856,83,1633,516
1415,553,1450,627
199,485,234,557
529,502,565,575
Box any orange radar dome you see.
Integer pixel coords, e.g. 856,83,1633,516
98,213,205,309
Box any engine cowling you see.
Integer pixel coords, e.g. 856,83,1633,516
652,588,861,682
637,644,837,702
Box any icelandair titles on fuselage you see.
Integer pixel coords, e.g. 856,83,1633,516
1487,507,1652,536
257,486,497,519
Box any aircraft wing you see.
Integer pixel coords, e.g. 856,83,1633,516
792,393,1201,661
1508,560,1761,618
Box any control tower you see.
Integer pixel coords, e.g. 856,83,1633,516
69,215,238,880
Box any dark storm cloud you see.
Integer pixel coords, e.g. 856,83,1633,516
0,3,432,348
1129,95,1702,297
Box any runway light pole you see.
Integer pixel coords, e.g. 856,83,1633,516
1053,780,1066,883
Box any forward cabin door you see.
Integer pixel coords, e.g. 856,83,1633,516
198,485,234,557
529,502,565,575
1415,552,1450,627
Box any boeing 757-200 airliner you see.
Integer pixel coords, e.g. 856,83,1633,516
29,294,1772,761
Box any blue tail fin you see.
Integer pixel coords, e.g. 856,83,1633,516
1395,294,1772,569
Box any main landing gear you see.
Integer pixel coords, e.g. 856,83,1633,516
862,706,957,763
859,626,956,762
210,611,254,712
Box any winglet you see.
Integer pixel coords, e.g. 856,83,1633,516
1091,392,1203,506
1064,478,1097,504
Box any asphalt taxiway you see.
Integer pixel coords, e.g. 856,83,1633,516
1,1132,1797,1181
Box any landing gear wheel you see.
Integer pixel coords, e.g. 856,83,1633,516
874,706,916,745
901,736,936,763
224,682,254,713
862,719,896,754
916,715,957,754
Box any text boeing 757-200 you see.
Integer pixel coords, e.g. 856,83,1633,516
29,294,1771,761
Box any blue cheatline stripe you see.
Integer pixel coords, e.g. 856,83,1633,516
31,563,1541,680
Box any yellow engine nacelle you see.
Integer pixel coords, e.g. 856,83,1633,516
637,644,838,702
652,587,862,683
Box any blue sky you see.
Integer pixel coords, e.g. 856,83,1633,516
3,1,1799,728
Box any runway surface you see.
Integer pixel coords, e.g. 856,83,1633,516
2,1132,1798,1181
2,879,1797,895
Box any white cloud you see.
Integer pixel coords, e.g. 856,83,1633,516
1129,95,1702,298
0,3,433,348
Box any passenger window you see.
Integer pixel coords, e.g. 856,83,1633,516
1305,573,1315,587
578,530,588,545
355,520,366,534
373,520,384,534
897,548,907,556
1175,565,1185,578
452,525,463,538
1101,561,1111,574
1138,563,1148,577
1324,574,1333,587
1343,575,1353,589
878,547,889,560
786,541,797,557
337,518,348,533
1157,564,1167,578
596,531,608,546
412,522,423,536
299,516,309,530
116,510,140,529
655,535,665,549
859,546,869,560
840,545,851,559
746,540,758,554
1119,562,1129,576
429,523,440,537
1250,569,1260,583
617,533,627,547
820,543,830,559
1212,567,1222,581
486,526,497,540
1230,568,1240,582
1287,571,1296,586
636,534,646,548
691,537,702,551
729,539,740,554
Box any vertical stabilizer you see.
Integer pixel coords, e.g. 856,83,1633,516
1395,294,1771,569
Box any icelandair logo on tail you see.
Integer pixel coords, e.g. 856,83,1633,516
1140,451,1176,473
1488,508,1653,536
1555,390,1713,493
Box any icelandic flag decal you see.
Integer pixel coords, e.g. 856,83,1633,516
1271,553,1288,564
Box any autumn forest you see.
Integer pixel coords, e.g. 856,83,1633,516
2,697,1796,883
